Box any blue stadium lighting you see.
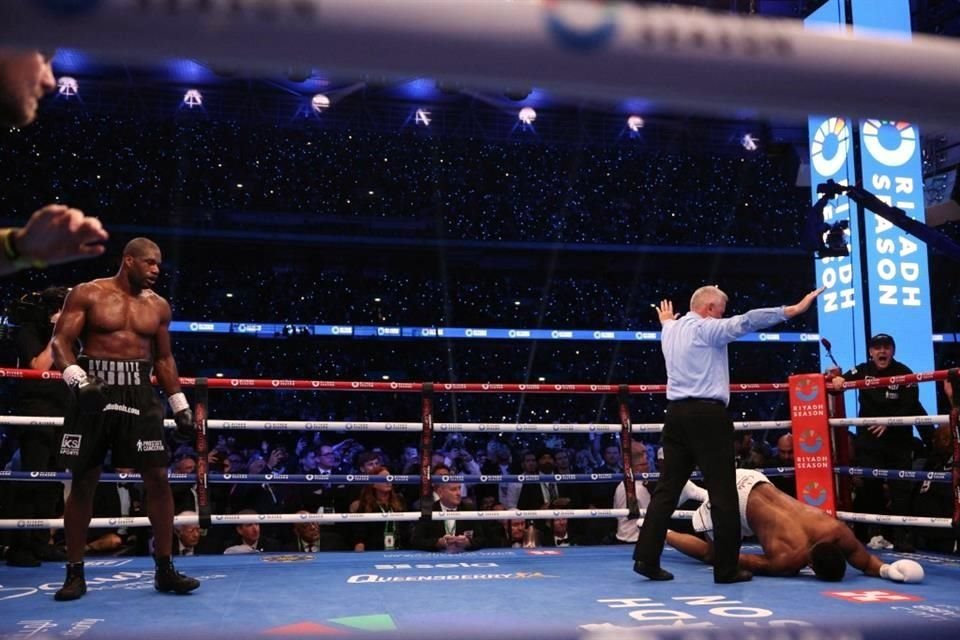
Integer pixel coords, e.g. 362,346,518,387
50,48,91,74
166,58,216,83
520,88,550,106
395,78,440,100
620,97,651,114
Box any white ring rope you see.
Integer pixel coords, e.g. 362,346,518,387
1,1,959,127
828,416,950,427
836,511,954,529
0,416,811,433
0,507,693,531
4,507,953,531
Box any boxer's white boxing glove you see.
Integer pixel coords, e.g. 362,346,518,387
879,559,924,583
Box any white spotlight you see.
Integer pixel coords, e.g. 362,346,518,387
415,108,431,126
518,107,537,125
183,89,203,108
627,115,644,132
741,133,759,151
57,76,78,97
311,93,330,113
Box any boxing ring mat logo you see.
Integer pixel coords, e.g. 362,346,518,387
789,374,837,515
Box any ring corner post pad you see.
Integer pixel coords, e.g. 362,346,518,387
194,376,212,530
788,373,838,517
419,381,435,520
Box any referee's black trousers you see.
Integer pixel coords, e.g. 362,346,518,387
633,399,741,581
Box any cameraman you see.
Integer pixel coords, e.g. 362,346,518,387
5,286,70,566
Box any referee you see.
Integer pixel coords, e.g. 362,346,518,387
633,284,823,584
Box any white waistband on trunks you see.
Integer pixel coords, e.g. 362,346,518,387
691,469,771,538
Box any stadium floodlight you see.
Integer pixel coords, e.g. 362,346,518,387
311,93,330,113
57,76,78,97
415,108,431,126
627,115,644,132
182,89,203,108
741,133,759,151
518,107,537,125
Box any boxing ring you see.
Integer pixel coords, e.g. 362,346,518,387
2,1,960,637
1,546,959,640
1,367,959,639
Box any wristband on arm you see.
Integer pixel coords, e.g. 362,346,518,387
1,227,46,270
62,364,87,387
168,392,189,413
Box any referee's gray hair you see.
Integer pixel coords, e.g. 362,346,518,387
690,285,728,311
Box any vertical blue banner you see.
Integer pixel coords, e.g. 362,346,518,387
804,0,867,390
851,0,936,415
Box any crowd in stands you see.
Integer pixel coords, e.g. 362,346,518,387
0,114,809,248
3,419,955,558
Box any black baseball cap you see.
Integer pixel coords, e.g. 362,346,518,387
869,333,895,348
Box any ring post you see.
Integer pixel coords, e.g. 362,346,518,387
419,382,434,521
618,384,639,520
825,369,853,511
789,373,837,516
194,377,211,529
948,368,960,532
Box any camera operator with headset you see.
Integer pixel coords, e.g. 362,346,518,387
3,286,70,566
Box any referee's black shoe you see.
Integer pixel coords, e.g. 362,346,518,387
54,562,87,601
633,560,674,581
714,569,753,584
154,558,200,594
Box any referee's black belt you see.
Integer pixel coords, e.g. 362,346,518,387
670,398,725,406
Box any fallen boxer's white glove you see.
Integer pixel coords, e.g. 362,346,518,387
879,559,924,583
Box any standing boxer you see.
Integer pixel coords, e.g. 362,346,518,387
52,237,199,600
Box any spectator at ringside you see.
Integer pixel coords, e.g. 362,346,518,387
769,434,796,498
349,468,409,552
911,426,958,554
285,512,346,552
222,509,283,554
410,465,493,552
5,286,69,567
831,333,929,552
614,441,706,544
164,511,217,557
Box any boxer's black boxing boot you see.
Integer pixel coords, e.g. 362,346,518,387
154,556,200,594
54,562,87,601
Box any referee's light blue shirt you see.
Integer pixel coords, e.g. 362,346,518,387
662,307,787,406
